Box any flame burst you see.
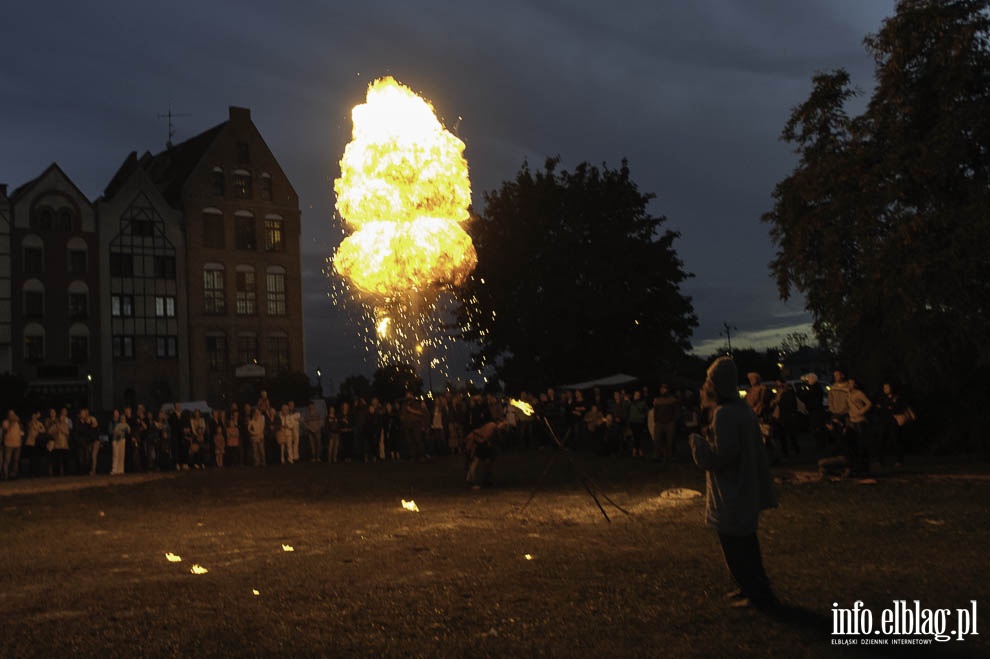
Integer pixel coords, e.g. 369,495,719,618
190,564,208,575
165,552,182,563
331,76,476,369
401,499,420,512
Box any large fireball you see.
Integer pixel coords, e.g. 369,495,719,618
333,77,476,297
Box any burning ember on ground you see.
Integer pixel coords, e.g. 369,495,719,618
401,499,420,512
282,544,295,552
252,589,261,596
524,554,533,561
164,552,182,563
331,76,476,368
190,564,209,575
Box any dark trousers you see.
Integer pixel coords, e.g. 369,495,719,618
718,532,775,606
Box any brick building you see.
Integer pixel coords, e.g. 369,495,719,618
141,106,305,406
8,164,101,409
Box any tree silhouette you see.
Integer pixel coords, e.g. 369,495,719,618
763,0,990,438
456,157,696,390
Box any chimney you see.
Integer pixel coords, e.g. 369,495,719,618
229,106,251,122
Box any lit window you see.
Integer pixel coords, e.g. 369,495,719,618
235,267,256,315
111,295,134,317
203,265,225,314
265,219,284,252
155,296,176,318
234,171,252,199
266,267,286,316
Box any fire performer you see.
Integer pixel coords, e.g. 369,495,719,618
464,420,504,489
689,356,779,611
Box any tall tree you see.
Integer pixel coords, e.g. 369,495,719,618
764,0,990,435
456,157,696,390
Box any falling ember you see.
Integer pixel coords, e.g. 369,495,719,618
282,544,295,552
401,499,420,512
252,589,261,596
190,564,209,575
332,76,476,366
165,552,182,563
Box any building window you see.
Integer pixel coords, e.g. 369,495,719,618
266,335,289,374
264,219,284,252
235,267,256,315
30,208,53,231
70,335,88,363
155,296,176,318
237,142,250,163
68,249,87,274
203,265,225,314
202,212,225,248
206,335,227,371
111,295,134,317
156,336,177,359
260,175,272,201
69,293,88,319
109,253,135,277
56,209,73,232
24,290,44,317
153,255,176,279
24,247,44,274
266,267,286,316
25,334,45,362
212,169,225,196
234,172,252,199
130,219,154,237
235,217,256,250
237,334,258,365
112,335,135,360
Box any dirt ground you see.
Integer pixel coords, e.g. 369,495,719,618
0,451,987,658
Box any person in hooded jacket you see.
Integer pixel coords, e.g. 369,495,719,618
690,356,779,611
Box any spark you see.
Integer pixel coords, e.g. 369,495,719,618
401,499,420,512
190,564,209,575
282,544,295,552
165,552,182,563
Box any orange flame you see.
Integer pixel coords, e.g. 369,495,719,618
333,76,476,297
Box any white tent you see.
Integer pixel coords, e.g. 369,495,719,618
557,373,639,390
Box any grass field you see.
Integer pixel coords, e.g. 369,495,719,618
0,452,987,657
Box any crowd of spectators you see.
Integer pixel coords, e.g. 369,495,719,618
0,371,917,483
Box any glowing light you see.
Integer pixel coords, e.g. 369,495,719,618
165,552,182,563
524,554,533,561
190,564,209,575
509,399,534,417
252,589,261,596
401,499,420,512
330,76,476,369
282,544,295,552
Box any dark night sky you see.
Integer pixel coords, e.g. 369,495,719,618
0,1,896,388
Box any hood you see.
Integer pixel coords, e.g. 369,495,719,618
707,357,739,402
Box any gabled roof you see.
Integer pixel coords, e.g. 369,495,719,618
143,121,226,207
9,162,94,207
102,151,141,200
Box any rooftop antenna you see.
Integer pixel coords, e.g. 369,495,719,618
157,105,191,149
721,321,738,357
